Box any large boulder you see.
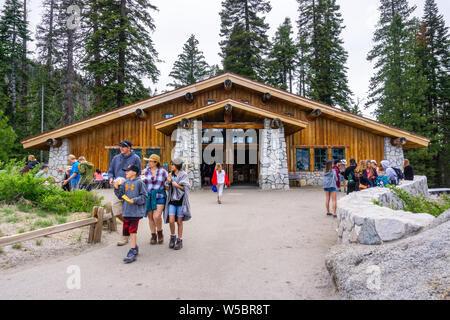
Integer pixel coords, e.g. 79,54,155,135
325,218,450,300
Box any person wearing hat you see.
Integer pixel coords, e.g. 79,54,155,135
108,140,142,246
143,153,168,245
114,165,148,263
344,158,358,195
164,158,192,250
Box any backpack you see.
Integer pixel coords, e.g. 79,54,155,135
348,172,356,186
393,167,404,181
377,176,390,187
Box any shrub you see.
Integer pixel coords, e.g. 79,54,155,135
6,215,19,223
35,239,42,246
12,243,22,250
388,185,450,218
372,199,383,207
34,220,54,228
56,216,67,224
0,160,102,215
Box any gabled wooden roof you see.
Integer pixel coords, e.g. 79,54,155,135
21,72,430,150
154,99,308,135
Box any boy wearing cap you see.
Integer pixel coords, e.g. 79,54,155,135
108,140,142,246
114,165,148,263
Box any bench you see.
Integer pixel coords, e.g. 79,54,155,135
429,188,450,195
288,172,301,187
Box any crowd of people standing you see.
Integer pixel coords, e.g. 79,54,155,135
323,158,414,217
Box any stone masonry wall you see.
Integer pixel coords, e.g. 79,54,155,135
48,138,70,182
259,119,289,190
336,176,434,245
384,137,404,168
172,120,202,190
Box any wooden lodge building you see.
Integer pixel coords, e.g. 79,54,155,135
21,73,430,190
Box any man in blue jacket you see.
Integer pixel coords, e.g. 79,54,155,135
108,140,142,246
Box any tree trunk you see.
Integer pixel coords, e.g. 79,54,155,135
21,0,28,110
117,0,127,108
64,27,74,125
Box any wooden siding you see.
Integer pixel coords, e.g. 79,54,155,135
69,85,385,172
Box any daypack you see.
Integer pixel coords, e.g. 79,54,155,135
376,176,390,188
348,172,356,186
393,167,404,181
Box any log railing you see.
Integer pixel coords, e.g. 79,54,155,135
0,203,117,247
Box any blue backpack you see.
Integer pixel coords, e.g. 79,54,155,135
376,176,390,187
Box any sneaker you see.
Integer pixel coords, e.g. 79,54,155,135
123,248,137,263
134,245,139,256
169,235,176,249
174,238,183,250
117,236,129,246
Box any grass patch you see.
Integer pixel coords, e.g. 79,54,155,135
34,220,53,228
77,233,82,242
34,209,48,218
0,247,3,254
12,243,22,250
16,202,33,213
372,199,383,207
35,239,42,246
56,216,67,224
5,215,19,223
18,228,25,234
388,186,450,217
29,226,35,232
1,208,15,216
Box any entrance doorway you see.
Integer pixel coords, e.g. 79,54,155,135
201,129,259,187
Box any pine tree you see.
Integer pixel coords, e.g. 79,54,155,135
168,34,211,88
84,0,160,113
219,0,271,80
266,18,297,92
0,0,30,130
295,0,353,110
409,0,450,187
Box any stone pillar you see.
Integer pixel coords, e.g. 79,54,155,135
172,120,202,190
259,119,289,190
384,137,404,168
48,138,70,182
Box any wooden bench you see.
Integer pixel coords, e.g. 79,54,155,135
288,172,301,187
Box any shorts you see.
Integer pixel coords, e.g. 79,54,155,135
168,204,184,218
324,187,337,192
123,218,140,236
156,198,166,205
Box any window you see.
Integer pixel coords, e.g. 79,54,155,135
241,100,249,104
109,149,121,166
206,100,216,105
164,113,174,119
332,148,345,163
314,148,328,171
145,148,160,159
296,149,310,172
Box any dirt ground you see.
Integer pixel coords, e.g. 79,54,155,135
0,187,342,300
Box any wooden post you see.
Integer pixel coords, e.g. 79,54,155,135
88,206,99,243
93,207,104,243
106,202,117,232
224,104,232,123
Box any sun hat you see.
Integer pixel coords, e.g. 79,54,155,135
144,154,160,164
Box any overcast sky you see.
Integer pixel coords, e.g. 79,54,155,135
3,0,450,118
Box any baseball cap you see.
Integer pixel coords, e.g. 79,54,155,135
118,140,132,148
122,165,140,173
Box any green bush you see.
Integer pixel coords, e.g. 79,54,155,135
388,186,450,218
0,160,103,215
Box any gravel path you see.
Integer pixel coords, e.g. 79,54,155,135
0,187,341,300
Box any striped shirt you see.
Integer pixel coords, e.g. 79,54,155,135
143,167,168,199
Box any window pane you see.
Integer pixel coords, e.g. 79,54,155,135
109,149,121,167
296,149,310,171
332,148,345,162
314,148,328,171
145,149,160,159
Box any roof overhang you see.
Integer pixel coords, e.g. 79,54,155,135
21,72,430,150
154,99,308,136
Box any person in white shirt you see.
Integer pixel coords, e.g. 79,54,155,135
212,164,230,204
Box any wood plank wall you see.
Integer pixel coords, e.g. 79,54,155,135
69,85,385,172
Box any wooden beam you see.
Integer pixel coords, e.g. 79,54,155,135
306,109,323,121
135,108,147,120
202,122,265,130
46,138,62,148
184,92,194,103
224,103,233,123
391,137,407,146
224,79,232,91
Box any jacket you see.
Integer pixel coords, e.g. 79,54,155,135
381,160,398,184
164,170,192,223
108,151,142,180
323,170,338,189
114,177,148,218
212,170,230,186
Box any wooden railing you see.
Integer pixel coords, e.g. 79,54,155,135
0,203,117,247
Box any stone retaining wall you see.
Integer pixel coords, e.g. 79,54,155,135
337,176,435,245
48,138,70,182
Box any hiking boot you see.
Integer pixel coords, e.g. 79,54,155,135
117,236,129,246
157,230,164,244
123,247,138,263
169,235,176,249
174,238,183,250
150,233,157,245
218,200,222,204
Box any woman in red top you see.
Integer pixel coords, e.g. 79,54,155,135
211,164,230,204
